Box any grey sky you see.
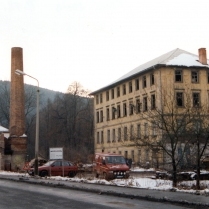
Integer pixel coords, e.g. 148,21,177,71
1,0,209,92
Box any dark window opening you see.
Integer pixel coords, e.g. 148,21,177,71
191,71,198,83
193,92,200,107
143,76,147,88
175,70,182,82
135,78,139,90
176,92,183,107
129,81,132,93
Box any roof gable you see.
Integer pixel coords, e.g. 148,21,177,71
90,48,209,94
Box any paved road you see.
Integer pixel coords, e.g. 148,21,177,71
0,179,191,209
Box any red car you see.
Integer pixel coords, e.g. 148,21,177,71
93,153,130,180
28,160,78,177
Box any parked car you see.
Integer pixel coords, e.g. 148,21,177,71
28,160,78,177
190,171,209,180
93,153,130,180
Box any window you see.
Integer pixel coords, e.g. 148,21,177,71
112,129,116,142
123,84,126,95
96,111,99,123
138,150,141,164
107,130,110,143
137,124,141,138
135,78,139,90
151,94,156,109
117,86,120,97
96,95,99,104
100,93,103,103
136,99,141,113
112,107,116,119
131,150,135,161
130,125,134,140
150,73,154,85
143,76,146,88
124,127,128,141
106,91,109,101
129,102,134,115
143,97,148,111
118,128,121,141
193,92,200,107
111,89,114,99
101,131,104,144
144,123,148,137
176,92,184,107
53,161,61,166
207,71,209,83
117,104,121,118
97,132,100,144
191,71,199,83
129,81,132,93
125,151,128,159
123,103,127,116
152,123,157,136
100,110,103,122
106,108,110,121
175,70,182,82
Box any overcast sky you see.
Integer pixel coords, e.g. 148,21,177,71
1,0,209,93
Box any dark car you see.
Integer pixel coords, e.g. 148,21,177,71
28,160,78,177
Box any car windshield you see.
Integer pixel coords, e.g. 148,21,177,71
105,156,126,164
42,161,55,166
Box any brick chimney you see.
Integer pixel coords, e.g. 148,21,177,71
10,47,25,136
198,48,207,65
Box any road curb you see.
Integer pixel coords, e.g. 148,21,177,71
0,175,209,208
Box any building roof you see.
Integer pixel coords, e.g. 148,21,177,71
90,48,209,95
0,125,9,133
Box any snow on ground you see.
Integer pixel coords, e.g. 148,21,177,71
0,169,209,196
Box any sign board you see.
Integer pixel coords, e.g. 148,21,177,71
49,147,63,160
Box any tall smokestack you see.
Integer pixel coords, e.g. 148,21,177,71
10,47,25,136
198,48,207,65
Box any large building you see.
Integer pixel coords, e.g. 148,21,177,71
90,48,209,168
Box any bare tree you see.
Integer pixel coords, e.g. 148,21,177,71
125,88,209,187
38,82,94,161
188,107,209,189
0,81,10,127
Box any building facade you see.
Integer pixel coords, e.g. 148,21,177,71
90,48,209,168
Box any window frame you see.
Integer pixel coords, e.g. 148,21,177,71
175,69,183,82
106,91,109,101
143,97,148,111
193,92,200,107
191,70,199,83
176,92,184,107
143,76,147,88
129,81,133,93
135,78,139,90
150,73,155,85
117,86,120,97
123,84,126,95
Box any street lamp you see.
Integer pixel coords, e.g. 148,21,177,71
15,69,40,176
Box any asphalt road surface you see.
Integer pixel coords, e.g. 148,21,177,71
0,179,192,209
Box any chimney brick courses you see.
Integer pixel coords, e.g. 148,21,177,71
10,47,25,136
198,48,207,65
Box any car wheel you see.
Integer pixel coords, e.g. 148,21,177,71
68,171,76,178
40,170,48,177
